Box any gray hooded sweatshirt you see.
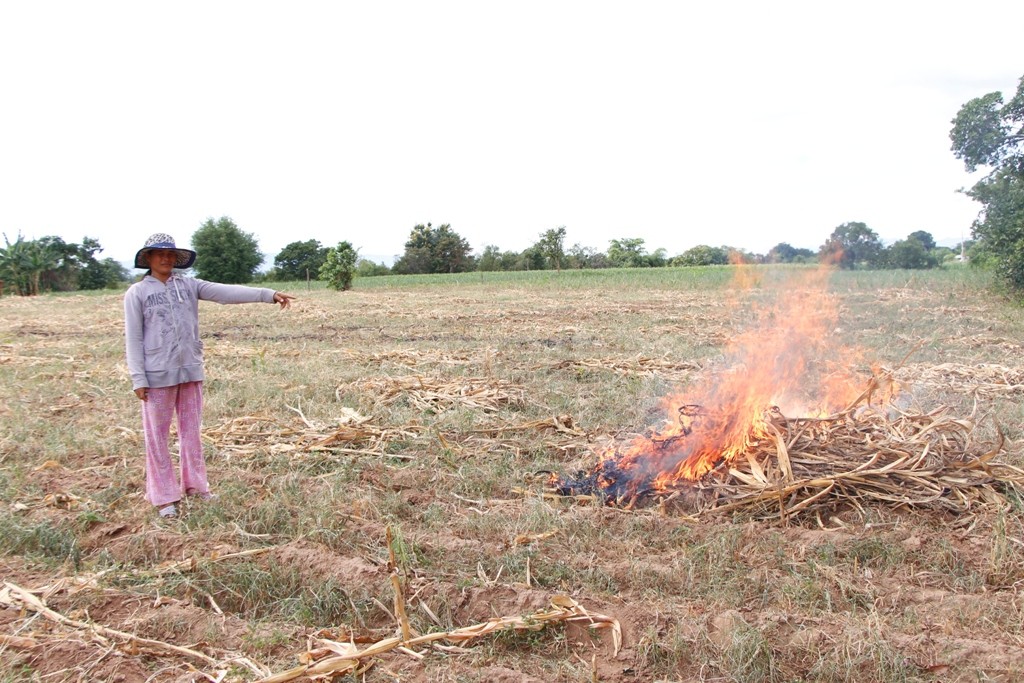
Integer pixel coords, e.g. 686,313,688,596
124,274,277,390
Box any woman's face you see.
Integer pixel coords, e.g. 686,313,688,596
146,249,177,278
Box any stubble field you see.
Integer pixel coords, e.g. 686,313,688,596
1,265,1023,682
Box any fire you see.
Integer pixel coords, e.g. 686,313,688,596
556,265,882,504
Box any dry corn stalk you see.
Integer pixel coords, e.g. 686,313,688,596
257,595,621,682
203,411,421,459
346,375,526,413
891,362,1024,398
0,582,269,678
387,527,412,643
546,356,701,381
470,414,585,436
330,348,481,367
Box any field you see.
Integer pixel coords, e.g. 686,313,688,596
2,265,1023,682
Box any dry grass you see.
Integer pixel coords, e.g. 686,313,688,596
2,266,1023,682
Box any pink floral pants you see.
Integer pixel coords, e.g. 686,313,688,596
141,381,209,507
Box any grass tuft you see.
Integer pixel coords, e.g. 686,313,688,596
0,513,81,568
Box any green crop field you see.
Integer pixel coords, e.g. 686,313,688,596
1,264,1022,682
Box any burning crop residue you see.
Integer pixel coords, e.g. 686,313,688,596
554,400,788,505
553,265,891,507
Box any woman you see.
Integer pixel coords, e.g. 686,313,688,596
124,233,295,519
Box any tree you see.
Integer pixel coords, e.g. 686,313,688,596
36,236,85,291
766,242,816,264
82,257,129,289
191,216,263,283
950,84,1023,173
0,233,32,295
671,245,729,267
818,222,884,269
607,238,648,268
647,248,668,268
320,241,358,290
433,225,474,273
0,233,62,295
48,236,126,290
566,243,607,269
394,223,431,275
479,245,528,272
274,239,328,281
906,230,936,252
536,227,567,271
726,247,758,265
392,223,472,274
517,245,545,271
0,234,124,293
76,237,126,290
950,75,1024,291
477,245,503,272
355,259,390,277
885,238,938,269
963,169,1024,286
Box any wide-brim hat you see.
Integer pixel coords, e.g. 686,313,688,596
134,233,197,269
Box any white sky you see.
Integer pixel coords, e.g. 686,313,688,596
1,1,1021,267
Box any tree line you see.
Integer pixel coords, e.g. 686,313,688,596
0,234,128,296
0,217,970,297
250,221,965,287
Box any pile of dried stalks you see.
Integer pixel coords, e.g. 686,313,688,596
693,406,1020,524
554,382,1024,524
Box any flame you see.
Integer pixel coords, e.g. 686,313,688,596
558,265,883,503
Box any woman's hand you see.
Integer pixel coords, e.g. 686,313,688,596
135,387,149,401
273,292,296,309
